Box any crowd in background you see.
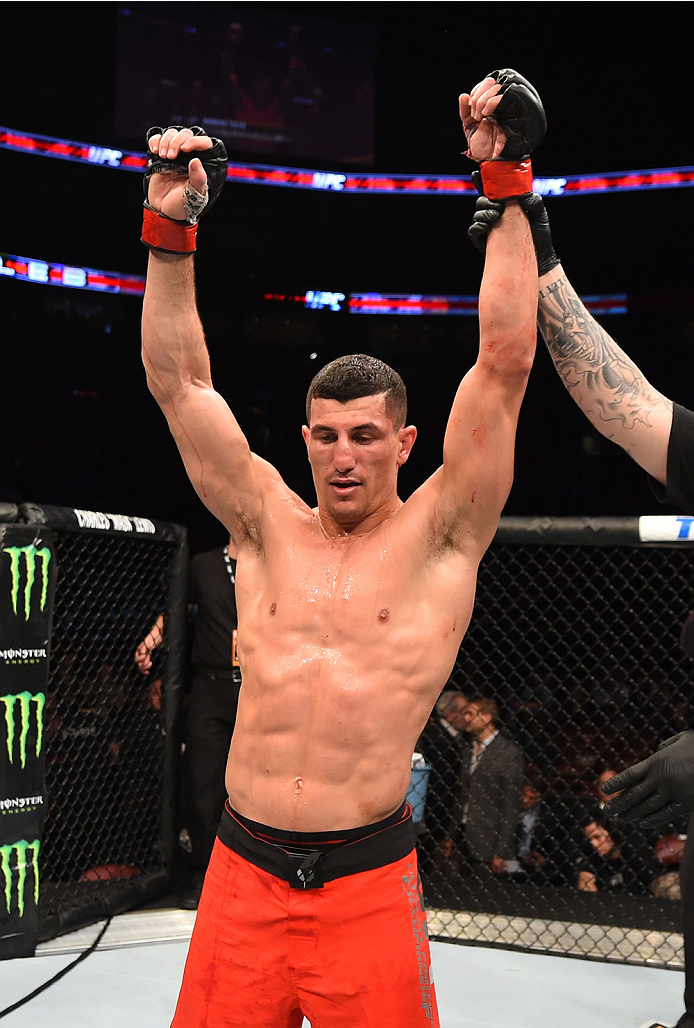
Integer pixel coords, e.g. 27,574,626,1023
414,687,687,900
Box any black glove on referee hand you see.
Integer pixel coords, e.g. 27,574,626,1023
517,193,560,276
602,730,694,828
467,177,560,276
467,192,505,255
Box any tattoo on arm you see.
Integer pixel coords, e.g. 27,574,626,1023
538,274,672,432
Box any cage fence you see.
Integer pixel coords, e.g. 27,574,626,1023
411,516,694,969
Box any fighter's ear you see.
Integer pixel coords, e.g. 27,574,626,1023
396,425,417,467
302,425,310,453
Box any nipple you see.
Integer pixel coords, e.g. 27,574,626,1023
378,608,391,623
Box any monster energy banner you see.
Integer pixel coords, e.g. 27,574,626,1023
0,525,55,958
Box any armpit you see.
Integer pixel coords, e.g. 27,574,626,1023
428,507,465,560
234,509,264,555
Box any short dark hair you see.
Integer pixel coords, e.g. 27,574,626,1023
305,354,407,427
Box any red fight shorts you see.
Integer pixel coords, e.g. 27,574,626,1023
171,801,440,1028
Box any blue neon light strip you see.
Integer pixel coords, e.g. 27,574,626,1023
1,255,627,314
2,125,694,198
348,292,628,316
0,252,145,295
264,291,628,316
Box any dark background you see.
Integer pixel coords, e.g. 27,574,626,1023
3,2,694,552
113,3,378,164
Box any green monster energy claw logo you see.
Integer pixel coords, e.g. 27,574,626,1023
0,839,40,916
1,693,45,767
2,545,51,620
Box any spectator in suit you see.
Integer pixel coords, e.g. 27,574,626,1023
416,690,468,872
455,696,524,874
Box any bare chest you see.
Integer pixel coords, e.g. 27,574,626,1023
237,518,472,651
254,536,412,632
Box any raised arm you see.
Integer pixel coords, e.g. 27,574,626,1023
441,202,537,535
514,193,672,483
467,176,673,485
141,126,283,537
435,71,541,552
537,261,672,483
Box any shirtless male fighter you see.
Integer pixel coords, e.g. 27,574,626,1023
140,69,542,1028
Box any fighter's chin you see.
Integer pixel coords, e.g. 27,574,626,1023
324,500,366,525
319,490,369,525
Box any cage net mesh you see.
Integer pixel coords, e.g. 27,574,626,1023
413,540,693,968
40,530,179,932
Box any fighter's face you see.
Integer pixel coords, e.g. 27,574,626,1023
302,394,415,527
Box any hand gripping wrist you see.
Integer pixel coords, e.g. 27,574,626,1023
517,193,561,275
478,158,534,200
467,195,504,255
141,202,198,254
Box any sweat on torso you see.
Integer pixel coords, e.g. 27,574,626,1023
225,502,478,832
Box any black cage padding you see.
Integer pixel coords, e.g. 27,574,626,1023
17,503,188,942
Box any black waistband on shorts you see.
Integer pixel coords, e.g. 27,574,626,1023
217,799,415,890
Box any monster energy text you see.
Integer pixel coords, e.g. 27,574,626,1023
2,545,51,620
1,692,45,767
0,794,44,813
0,839,40,916
1,648,47,664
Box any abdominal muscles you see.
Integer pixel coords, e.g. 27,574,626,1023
225,594,471,831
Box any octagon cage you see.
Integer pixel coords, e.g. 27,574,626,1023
410,514,694,969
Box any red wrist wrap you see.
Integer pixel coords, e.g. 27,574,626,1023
479,159,533,200
141,205,198,254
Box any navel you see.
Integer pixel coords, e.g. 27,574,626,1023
270,602,277,616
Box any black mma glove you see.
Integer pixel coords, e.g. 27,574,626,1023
141,125,228,254
602,730,694,828
467,68,546,201
491,69,546,160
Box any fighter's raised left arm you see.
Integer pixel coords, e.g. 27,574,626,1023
436,70,541,554
438,201,537,553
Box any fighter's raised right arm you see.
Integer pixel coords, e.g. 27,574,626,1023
141,127,281,536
